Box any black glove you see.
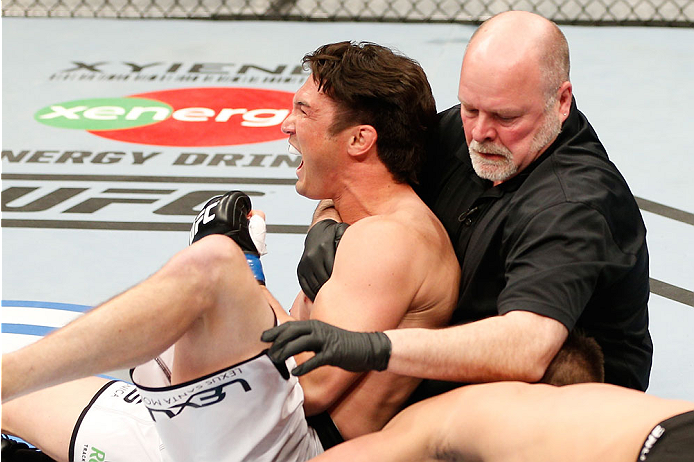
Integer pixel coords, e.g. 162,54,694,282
1,435,57,461
189,191,265,284
261,320,391,376
297,219,349,301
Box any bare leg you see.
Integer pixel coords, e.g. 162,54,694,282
167,235,276,383
2,235,275,402
2,377,110,462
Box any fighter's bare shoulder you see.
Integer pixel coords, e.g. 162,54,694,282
330,207,458,324
340,212,440,260
337,216,421,270
346,198,450,251
334,203,457,289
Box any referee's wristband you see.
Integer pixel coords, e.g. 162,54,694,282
245,253,266,285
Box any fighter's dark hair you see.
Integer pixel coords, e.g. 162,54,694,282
302,41,437,185
540,330,605,386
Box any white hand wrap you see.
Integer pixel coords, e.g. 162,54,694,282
249,214,268,256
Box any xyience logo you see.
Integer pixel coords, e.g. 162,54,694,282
34,87,294,147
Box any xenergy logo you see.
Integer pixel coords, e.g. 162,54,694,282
35,87,294,147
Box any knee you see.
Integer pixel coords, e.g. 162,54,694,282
164,235,247,290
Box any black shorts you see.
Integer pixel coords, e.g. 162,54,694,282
306,411,344,450
638,410,694,461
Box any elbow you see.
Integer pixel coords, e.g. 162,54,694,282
299,369,358,416
519,360,551,383
498,350,555,383
495,311,568,383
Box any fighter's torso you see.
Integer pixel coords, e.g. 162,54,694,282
310,189,461,439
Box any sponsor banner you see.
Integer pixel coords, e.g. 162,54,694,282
2,144,314,232
47,61,307,86
1,36,314,313
3,56,314,232
34,87,295,147
1,171,311,233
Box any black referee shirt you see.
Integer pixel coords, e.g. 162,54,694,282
415,98,653,393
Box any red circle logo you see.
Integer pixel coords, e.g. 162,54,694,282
88,87,294,147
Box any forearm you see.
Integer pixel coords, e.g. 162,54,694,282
260,286,293,324
290,293,359,415
299,364,360,416
384,312,567,383
289,291,312,321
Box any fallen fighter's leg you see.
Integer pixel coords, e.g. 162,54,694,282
2,192,321,461
2,377,106,462
2,232,274,402
1,234,275,459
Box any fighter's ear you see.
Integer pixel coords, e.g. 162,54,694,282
346,125,377,158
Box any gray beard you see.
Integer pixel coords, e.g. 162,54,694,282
468,112,561,183
469,141,517,183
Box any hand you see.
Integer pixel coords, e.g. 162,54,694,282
297,220,349,301
189,191,256,252
261,320,391,376
189,191,265,283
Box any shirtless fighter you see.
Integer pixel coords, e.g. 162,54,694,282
1,41,460,462
311,380,694,462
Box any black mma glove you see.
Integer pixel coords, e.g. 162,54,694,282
261,320,391,376
297,219,349,301
1,436,56,462
190,191,266,284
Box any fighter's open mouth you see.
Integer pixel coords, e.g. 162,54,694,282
288,143,301,156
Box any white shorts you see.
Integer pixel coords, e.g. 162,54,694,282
69,380,166,462
71,350,323,462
